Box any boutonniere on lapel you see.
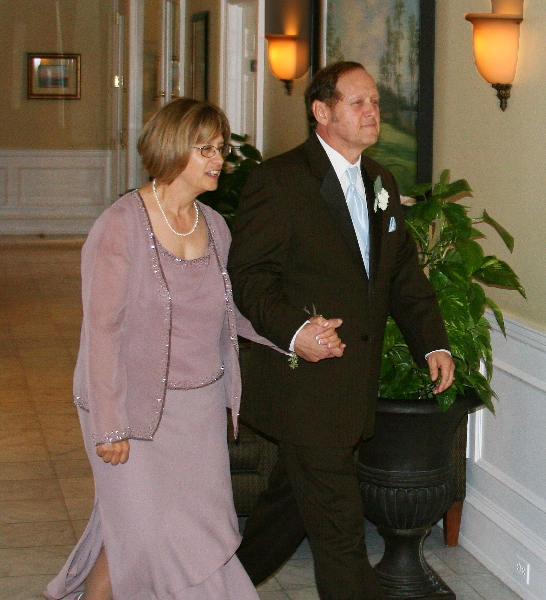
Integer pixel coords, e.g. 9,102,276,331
373,176,389,212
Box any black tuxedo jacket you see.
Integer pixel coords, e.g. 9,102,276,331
228,134,449,447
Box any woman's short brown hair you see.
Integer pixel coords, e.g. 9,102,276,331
137,98,231,185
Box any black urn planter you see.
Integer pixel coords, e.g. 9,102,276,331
358,394,480,599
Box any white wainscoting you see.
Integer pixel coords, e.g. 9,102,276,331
461,314,546,600
0,150,112,234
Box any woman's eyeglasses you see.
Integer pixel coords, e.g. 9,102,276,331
193,144,231,158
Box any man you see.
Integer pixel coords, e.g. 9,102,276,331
228,61,455,600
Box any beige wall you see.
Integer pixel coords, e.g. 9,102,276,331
262,0,310,159
261,57,309,160
0,0,109,149
434,0,546,332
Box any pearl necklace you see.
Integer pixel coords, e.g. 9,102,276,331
152,179,199,237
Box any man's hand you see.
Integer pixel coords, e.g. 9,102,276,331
96,440,130,465
294,316,346,363
426,351,455,394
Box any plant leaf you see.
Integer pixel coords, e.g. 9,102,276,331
437,287,471,331
485,296,506,336
468,282,487,323
439,169,451,187
434,385,458,412
407,182,432,199
469,227,486,240
465,372,496,413
435,178,473,201
405,196,441,227
447,327,481,367
432,263,470,292
456,239,485,276
481,209,514,252
474,257,526,297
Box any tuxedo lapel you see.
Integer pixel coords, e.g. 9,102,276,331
320,170,367,275
305,136,368,278
362,163,383,287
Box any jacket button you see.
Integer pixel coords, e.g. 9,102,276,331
361,334,369,342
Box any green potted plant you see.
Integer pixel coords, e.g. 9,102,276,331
380,168,525,411
358,169,526,599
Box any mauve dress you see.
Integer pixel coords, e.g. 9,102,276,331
44,235,259,599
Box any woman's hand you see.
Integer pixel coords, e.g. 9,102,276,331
96,440,130,465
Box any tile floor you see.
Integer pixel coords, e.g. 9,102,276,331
0,236,522,600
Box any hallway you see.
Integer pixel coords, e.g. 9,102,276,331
0,237,523,600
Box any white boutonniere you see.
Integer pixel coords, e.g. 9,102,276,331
373,175,389,212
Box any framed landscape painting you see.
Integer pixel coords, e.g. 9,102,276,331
28,53,81,100
315,0,435,194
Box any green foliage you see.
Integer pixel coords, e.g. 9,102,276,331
380,170,526,412
198,133,262,229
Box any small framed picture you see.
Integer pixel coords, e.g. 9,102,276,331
28,53,81,99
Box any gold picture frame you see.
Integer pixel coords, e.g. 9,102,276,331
28,53,81,100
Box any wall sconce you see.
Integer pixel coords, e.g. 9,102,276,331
265,34,308,95
465,0,523,111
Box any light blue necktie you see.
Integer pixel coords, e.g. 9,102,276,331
345,165,370,274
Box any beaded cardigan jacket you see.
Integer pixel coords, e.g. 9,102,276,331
73,191,274,445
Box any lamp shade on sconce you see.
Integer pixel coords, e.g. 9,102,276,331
465,14,522,84
465,0,523,110
265,34,308,94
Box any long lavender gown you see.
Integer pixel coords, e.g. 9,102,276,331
45,236,259,600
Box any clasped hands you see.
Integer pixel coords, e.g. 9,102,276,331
293,316,346,362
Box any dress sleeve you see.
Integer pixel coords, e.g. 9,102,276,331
233,302,286,354
80,208,132,445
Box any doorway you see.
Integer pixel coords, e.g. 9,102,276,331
223,0,264,150
111,0,183,195
112,0,263,195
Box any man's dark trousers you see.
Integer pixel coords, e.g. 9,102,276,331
237,441,386,600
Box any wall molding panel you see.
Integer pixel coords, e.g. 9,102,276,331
0,150,112,234
460,314,546,600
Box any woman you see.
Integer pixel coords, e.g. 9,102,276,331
45,98,342,600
